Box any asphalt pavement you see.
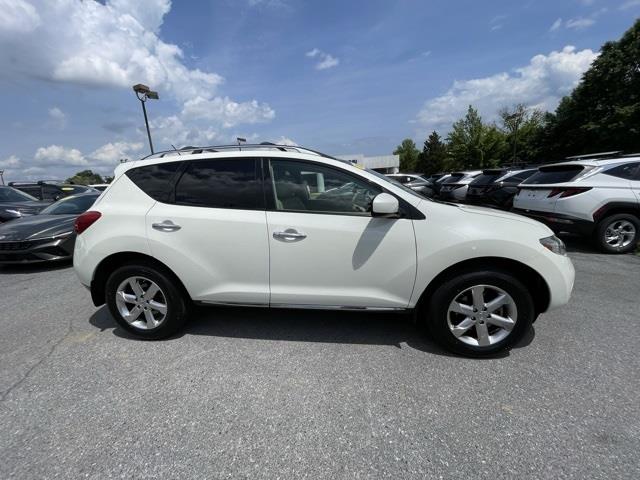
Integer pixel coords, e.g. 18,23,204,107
0,245,638,479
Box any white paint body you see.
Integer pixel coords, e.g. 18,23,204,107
74,150,574,312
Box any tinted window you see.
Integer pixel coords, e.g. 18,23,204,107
40,194,99,215
522,166,586,185
175,158,262,209
0,187,38,202
471,171,506,186
604,162,639,180
506,169,536,183
127,161,181,202
269,159,381,214
15,186,42,199
443,174,465,184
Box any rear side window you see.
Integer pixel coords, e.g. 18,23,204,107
175,158,263,209
522,166,586,185
126,161,181,202
604,162,639,180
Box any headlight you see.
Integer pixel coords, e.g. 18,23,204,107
4,209,22,217
540,235,567,256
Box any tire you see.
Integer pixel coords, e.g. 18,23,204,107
422,269,535,357
594,213,639,254
105,263,189,339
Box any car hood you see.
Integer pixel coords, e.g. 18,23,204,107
0,215,75,241
456,204,551,231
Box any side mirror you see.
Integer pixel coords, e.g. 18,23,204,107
372,193,399,217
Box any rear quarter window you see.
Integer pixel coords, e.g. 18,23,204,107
126,161,181,202
522,166,586,185
604,162,639,180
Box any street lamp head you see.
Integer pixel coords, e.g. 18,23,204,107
133,83,151,94
146,90,159,100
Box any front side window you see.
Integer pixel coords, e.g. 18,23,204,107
175,158,263,209
269,159,381,214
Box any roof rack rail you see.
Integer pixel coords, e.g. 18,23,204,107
622,153,640,157
141,143,338,161
565,151,622,161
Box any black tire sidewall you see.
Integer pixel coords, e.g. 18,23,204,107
595,214,639,254
105,264,187,339
425,270,534,357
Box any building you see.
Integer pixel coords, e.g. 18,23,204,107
336,154,399,174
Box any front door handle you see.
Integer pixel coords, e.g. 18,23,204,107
273,228,307,241
152,220,181,232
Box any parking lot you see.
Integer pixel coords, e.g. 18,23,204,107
0,242,638,479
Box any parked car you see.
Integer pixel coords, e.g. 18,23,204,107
438,171,482,202
8,181,95,201
466,168,537,209
73,143,574,357
385,174,434,197
0,192,100,264
89,183,111,191
513,155,640,253
0,186,51,223
432,173,451,197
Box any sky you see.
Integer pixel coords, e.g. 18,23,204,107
0,0,637,181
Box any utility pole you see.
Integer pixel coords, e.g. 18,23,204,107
133,84,159,155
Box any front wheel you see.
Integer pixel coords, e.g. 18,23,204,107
105,263,189,339
594,214,639,254
423,270,535,357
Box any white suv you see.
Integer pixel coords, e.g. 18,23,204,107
513,155,640,253
73,144,575,356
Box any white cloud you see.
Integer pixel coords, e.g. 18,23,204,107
48,106,67,129
34,145,87,166
620,0,640,9
0,0,40,33
181,96,275,128
565,17,596,29
550,18,563,32
416,46,598,133
90,142,144,165
0,154,22,168
0,0,273,127
306,48,340,70
273,136,297,146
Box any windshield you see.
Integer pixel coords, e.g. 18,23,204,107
39,194,99,215
0,187,38,202
366,169,425,199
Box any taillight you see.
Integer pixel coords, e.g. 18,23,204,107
547,187,592,198
74,211,101,234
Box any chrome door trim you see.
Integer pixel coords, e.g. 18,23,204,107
198,301,409,311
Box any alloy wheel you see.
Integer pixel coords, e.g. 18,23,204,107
115,276,168,330
447,284,518,347
604,219,636,249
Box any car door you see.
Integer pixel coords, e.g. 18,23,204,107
146,157,270,305
630,163,640,203
265,158,417,309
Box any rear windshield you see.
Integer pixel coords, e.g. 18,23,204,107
443,173,465,184
522,165,586,185
471,171,507,186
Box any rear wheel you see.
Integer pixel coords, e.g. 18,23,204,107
105,263,189,339
423,270,534,357
594,214,639,254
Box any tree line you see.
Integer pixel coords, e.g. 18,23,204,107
396,19,640,175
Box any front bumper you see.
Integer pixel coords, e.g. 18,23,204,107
512,209,595,236
0,235,75,264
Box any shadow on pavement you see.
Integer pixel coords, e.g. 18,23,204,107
89,304,535,359
0,260,72,274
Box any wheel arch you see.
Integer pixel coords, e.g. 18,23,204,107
593,202,640,223
415,256,551,317
90,251,191,307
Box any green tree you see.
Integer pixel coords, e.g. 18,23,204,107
541,19,640,158
498,104,545,164
393,138,420,172
416,131,448,175
447,106,507,170
65,169,104,185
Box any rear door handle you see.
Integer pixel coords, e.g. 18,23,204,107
273,229,307,241
152,220,181,232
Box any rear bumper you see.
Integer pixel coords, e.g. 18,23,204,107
512,209,595,236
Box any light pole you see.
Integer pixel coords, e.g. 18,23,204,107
0,170,4,185
133,84,159,154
